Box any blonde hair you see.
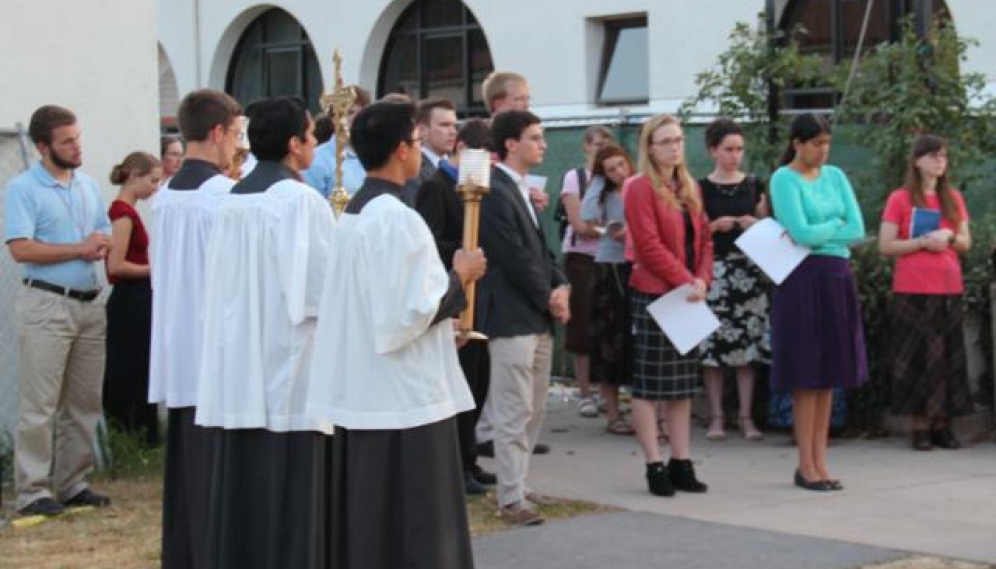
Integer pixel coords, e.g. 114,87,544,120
637,114,700,213
482,71,526,113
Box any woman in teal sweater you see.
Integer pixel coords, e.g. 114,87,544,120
769,113,869,492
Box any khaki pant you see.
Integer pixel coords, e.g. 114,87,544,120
15,286,105,509
488,333,552,507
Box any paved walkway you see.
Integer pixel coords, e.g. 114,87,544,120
473,397,996,568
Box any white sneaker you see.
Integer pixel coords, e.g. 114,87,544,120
577,396,599,418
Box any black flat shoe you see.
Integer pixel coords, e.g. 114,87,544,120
931,428,961,450
18,497,65,517
912,430,932,451
62,488,110,508
824,479,844,491
532,443,551,455
794,469,832,491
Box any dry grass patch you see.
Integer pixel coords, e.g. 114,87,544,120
467,492,613,535
1,471,606,568
0,477,161,569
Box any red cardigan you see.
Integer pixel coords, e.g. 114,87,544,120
624,174,713,295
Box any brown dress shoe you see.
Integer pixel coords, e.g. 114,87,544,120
499,502,545,527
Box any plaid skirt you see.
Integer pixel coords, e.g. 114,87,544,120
631,290,700,401
889,294,973,419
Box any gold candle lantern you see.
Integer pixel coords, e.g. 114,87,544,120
456,149,491,342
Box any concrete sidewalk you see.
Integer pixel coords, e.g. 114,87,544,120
473,398,996,568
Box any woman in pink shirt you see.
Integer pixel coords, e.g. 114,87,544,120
878,134,972,451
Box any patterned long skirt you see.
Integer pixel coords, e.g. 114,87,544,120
589,262,633,386
699,252,770,367
889,294,973,419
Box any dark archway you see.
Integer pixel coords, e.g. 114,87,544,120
378,0,494,116
226,8,322,112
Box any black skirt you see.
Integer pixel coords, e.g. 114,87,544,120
889,293,973,419
330,417,474,569
205,429,335,569
589,262,633,386
103,278,158,446
161,408,221,569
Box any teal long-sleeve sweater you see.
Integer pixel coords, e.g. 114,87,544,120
770,164,866,258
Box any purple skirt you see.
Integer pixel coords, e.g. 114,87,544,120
770,256,868,391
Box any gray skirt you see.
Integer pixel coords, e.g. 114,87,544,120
631,290,701,401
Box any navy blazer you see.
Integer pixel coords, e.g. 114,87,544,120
476,166,566,338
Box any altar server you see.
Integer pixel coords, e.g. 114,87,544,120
149,89,241,569
307,101,485,569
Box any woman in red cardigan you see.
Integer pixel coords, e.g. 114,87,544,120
624,114,713,497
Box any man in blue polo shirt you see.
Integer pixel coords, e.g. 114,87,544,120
4,104,112,517
301,85,370,198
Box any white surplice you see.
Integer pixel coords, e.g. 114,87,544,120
195,179,336,433
148,175,232,407
306,193,474,430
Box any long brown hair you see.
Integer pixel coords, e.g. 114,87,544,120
905,134,961,225
637,114,700,213
592,143,634,205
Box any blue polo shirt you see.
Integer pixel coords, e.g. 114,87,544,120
301,135,366,198
4,162,111,290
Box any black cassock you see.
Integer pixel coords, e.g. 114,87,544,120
326,178,475,569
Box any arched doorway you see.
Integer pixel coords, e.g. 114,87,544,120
226,8,322,112
158,44,181,133
378,0,494,116
779,0,952,109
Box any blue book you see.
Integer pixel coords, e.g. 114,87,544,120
909,207,941,238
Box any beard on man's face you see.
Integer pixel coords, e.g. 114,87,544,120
49,146,81,170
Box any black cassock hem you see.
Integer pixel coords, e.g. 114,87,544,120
331,417,475,569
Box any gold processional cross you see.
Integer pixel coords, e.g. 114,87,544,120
320,50,356,217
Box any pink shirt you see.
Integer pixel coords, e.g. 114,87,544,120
881,188,968,295
560,168,599,256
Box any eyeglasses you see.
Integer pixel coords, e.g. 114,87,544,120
651,136,685,147
408,136,422,145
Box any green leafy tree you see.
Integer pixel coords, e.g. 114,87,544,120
680,20,824,175
834,17,996,205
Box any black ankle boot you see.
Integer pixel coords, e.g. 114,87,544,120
646,462,674,497
668,458,708,493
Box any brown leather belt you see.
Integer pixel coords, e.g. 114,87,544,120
23,278,99,302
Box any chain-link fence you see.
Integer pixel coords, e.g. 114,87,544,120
1,125,34,449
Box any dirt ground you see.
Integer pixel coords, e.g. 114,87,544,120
0,475,608,569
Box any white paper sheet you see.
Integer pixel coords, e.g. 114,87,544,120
526,174,547,192
646,284,721,355
734,217,810,285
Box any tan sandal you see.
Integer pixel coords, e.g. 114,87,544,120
739,416,764,441
606,418,635,435
706,416,726,441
